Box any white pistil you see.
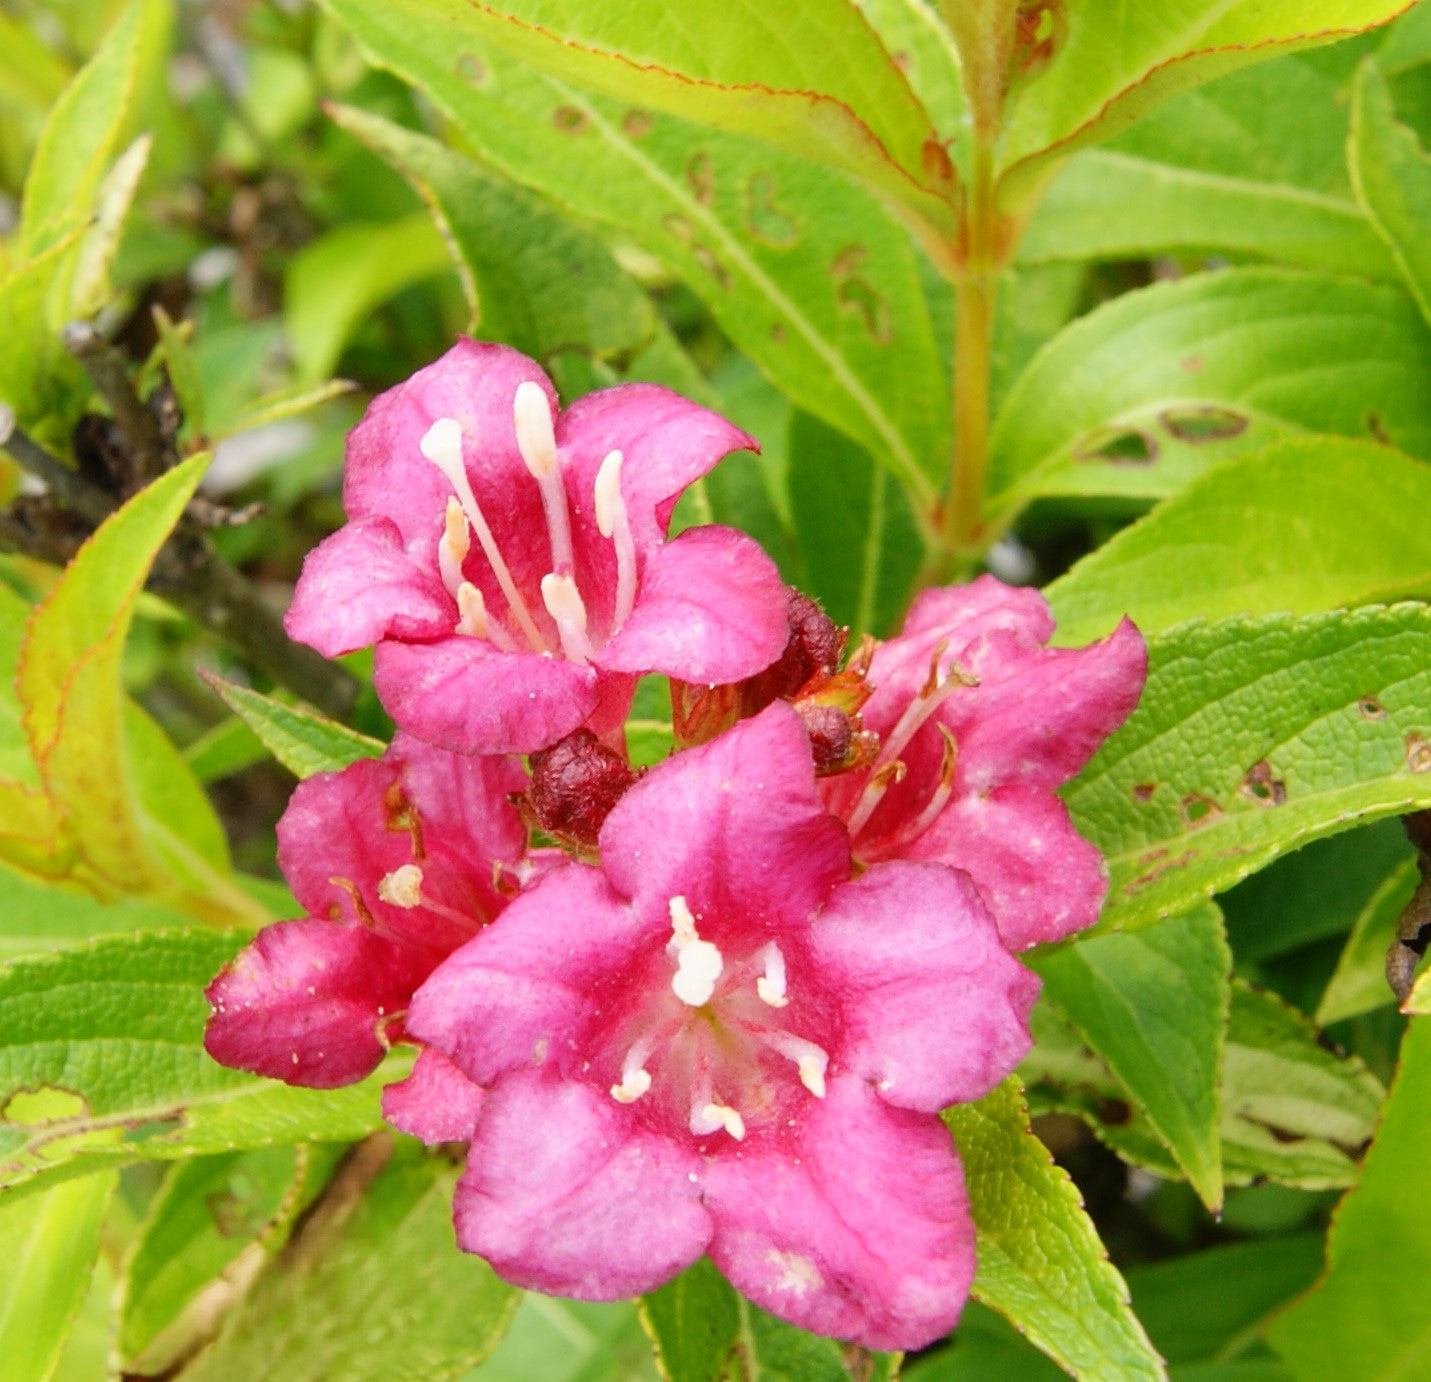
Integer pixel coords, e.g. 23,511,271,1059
755,942,789,1008
514,381,575,575
666,895,724,1007
759,1030,829,1099
540,572,594,663
420,417,548,652
595,449,638,630
438,497,470,597
692,1101,746,1141
377,863,423,908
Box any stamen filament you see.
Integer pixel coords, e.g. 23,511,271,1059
595,449,638,630
755,942,789,1008
420,417,548,653
900,724,959,844
758,1030,829,1099
514,382,575,574
540,572,594,663
438,497,470,598
846,758,907,839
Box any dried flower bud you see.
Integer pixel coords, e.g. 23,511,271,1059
519,730,639,854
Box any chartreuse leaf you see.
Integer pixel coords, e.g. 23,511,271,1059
1319,855,1418,1025
204,676,384,779
181,1139,517,1382
0,1168,116,1382
480,1296,658,1382
851,0,964,146
0,929,407,1198
1044,439,1431,646
68,131,153,321
1032,904,1230,1210
986,269,1431,521
118,1144,345,1376
0,225,87,429
334,0,953,242
1267,1016,1431,1378
945,1079,1164,1382
318,0,950,522
285,212,452,382
1350,57,1431,325
995,0,1413,201
1021,50,1395,280
1065,605,1431,935
1027,983,1384,1190
641,1256,898,1382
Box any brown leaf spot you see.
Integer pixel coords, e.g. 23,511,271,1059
552,106,587,135
771,323,787,344
692,244,730,290
1367,412,1391,445
837,279,892,345
663,214,694,243
455,53,488,86
1180,355,1205,373
1407,732,1431,774
829,244,867,279
1239,759,1287,807
621,109,652,138
686,151,714,206
1131,782,1157,803
1359,695,1387,719
1012,0,1067,79
1180,793,1222,828
1096,1097,1131,1127
744,172,799,246
1160,404,1248,443
1125,849,1197,893
1077,426,1158,466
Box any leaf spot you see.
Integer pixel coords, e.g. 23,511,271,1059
1159,405,1247,443
837,279,892,345
621,109,652,138
1180,355,1204,373
686,152,714,206
553,106,588,135
829,244,867,279
2,1086,87,1126
1239,759,1287,807
744,173,799,246
1359,695,1387,719
1180,793,1222,828
691,244,730,290
1407,732,1431,774
663,214,693,243
1077,426,1157,466
455,53,488,86
1131,782,1157,803
1367,412,1391,445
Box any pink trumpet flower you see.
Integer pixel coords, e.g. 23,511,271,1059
285,340,790,754
405,705,1038,1349
819,577,1147,950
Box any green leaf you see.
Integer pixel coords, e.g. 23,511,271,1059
787,410,923,637
151,304,207,443
17,0,164,260
0,929,406,1197
641,1256,898,1382
181,1139,518,1382
182,716,269,785
1349,57,1431,326
1021,50,1395,280
0,1168,116,1382
997,0,1413,201
285,211,453,382
341,0,954,241
1032,904,1230,1209
203,676,384,779
1044,439,1431,646
68,131,152,320
1320,858,1417,1025
1065,605,1431,935
479,1295,659,1382
118,1144,344,1375
987,269,1431,520
945,1078,1164,1382
1266,1015,1431,1379
319,0,949,521
0,225,88,428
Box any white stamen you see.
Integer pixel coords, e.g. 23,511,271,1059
419,417,548,652
594,449,639,630
692,1101,746,1141
755,942,789,1008
438,498,470,596
798,1056,828,1099
668,895,698,949
516,382,576,575
540,572,593,663
513,381,558,479
672,939,724,1007
377,863,423,908
845,759,906,839
456,582,490,640
759,1030,829,1100
611,1067,652,1103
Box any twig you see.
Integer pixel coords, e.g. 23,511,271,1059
0,403,112,525
63,321,173,488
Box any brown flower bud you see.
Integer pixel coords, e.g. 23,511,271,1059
518,730,639,854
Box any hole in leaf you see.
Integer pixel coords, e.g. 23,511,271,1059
1096,1098,1131,1127
1239,759,1286,807
1077,427,1157,466
1358,695,1387,720
1180,793,1221,827
1159,405,1247,443
3,1086,87,1126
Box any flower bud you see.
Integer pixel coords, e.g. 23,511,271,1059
518,730,639,854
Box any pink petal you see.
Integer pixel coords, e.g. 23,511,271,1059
407,864,659,1086
382,1047,485,1144
907,785,1110,949
704,1075,973,1351
374,635,599,755
809,863,1038,1110
204,919,428,1088
284,517,453,658
597,526,790,685
900,575,1056,649
453,1068,709,1299
598,704,850,930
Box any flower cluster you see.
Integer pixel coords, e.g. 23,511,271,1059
205,341,1146,1350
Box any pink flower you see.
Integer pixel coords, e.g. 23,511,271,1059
204,734,529,1088
285,339,790,754
405,705,1038,1350
819,577,1147,950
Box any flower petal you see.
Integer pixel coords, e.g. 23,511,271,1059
809,862,1038,1110
284,517,453,658
382,1047,485,1144
704,1075,973,1351
204,919,427,1088
453,1068,709,1299
597,526,789,685
905,784,1111,950
374,635,599,755
598,704,850,931
407,864,658,1086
